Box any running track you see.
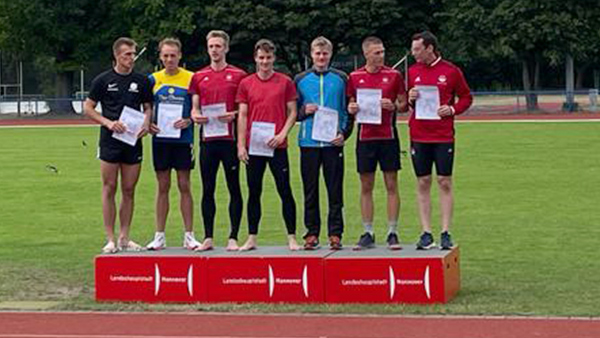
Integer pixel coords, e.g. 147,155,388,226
0,312,599,338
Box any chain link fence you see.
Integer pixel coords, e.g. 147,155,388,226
1,58,598,119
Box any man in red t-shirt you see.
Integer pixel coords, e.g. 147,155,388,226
189,30,247,251
236,39,300,251
347,36,408,250
407,31,473,250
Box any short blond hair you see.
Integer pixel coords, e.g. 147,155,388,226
206,30,230,46
158,37,182,53
311,36,333,52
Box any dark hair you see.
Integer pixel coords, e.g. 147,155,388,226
412,31,439,53
254,39,276,56
361,36,383,52
112,37,137,54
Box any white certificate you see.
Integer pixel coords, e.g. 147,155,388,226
249,122,276,157
356,88,382,124
112,106,145,146
312,106,339,142
156,103,183,138
415,85,441,120
202,103,229,138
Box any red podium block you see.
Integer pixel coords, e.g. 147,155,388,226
95,250,207,303
95,246,460,304
324,246,460,304
204,247,328,303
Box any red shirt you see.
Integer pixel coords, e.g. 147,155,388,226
347,66,405,141
236,72,297,149
408,57,472,143
189,64,247,141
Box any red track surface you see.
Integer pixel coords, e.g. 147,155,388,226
0,312,599,338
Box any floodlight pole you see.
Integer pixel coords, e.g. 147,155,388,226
80,66,85,113
17,61,22,116
562,54,578,112
0,50,3,96
19,61,23,98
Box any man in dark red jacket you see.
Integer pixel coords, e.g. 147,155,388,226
407,31,473,250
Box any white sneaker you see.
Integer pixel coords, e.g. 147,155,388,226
183,232,201,250
146,233,166,250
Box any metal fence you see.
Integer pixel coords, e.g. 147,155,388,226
465,90,599,115
1,90,597,118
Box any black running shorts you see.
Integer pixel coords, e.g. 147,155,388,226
410,141,454,177
152,142,194,171
356,139,401,173
99,142,143,164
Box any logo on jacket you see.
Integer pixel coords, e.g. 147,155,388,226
107,83,118,92
438,75,447,83
415,76,421,83
383,77,389,83
226,74,233,81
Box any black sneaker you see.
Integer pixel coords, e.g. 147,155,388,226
416,232,436,250
440,231,454,250
303,235,320,250
386,232,402,250
354,232,375,250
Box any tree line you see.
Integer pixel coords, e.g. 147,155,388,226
1,0,598,112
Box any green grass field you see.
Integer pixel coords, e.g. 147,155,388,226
0,121,599,316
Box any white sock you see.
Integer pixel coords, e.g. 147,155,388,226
387,221,398,235
363,222,374,235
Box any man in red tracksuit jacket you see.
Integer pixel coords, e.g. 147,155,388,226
407,31,473,250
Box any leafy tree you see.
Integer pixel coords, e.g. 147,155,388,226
439,0,600,109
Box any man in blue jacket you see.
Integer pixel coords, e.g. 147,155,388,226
295,36,354,250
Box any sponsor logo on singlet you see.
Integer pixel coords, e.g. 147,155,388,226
129,82,139,93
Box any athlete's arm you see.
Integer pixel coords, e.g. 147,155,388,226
268,100,297,148
191,94,208,124
396,91,408,113
138,102,153,138
450,68,473,115
83,98,126,133
237,103,249,164
347,97,359,115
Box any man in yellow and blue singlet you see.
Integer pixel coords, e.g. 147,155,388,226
146,38,201,250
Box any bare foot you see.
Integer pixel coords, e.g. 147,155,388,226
288,235,302,251
226,238,240,251
194,238,213,251
239,235,257,251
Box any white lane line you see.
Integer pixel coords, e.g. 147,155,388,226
1,310,599,321
0,335,322,338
